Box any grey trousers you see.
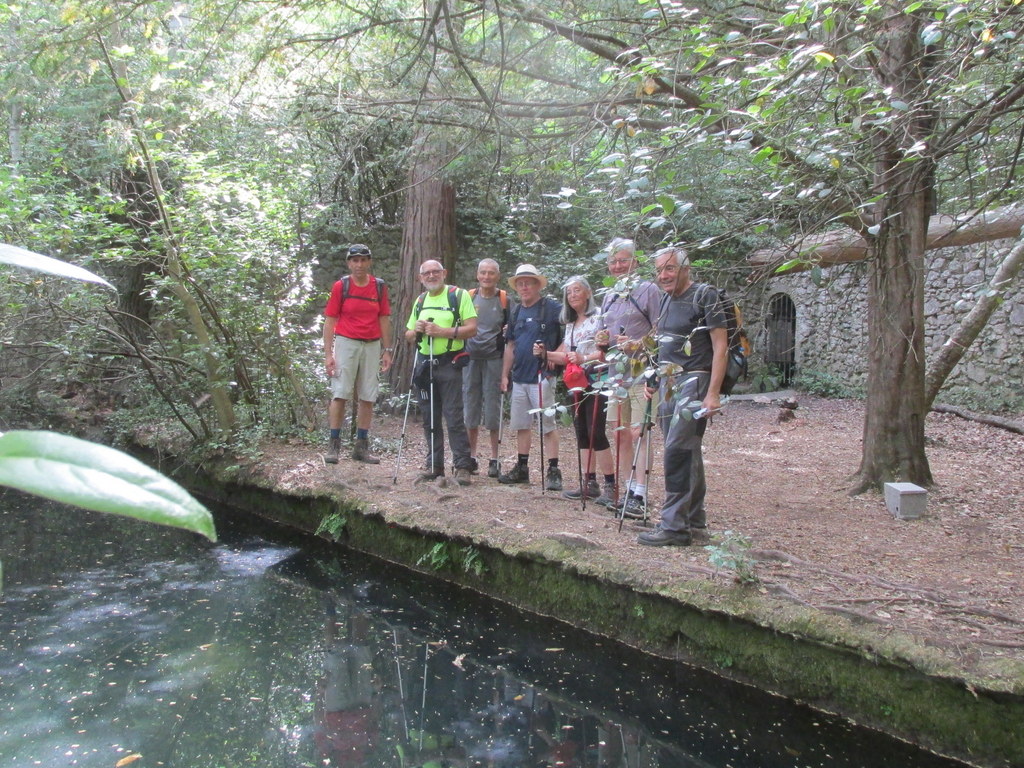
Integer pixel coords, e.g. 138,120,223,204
657,371,710,533
418,355,472,474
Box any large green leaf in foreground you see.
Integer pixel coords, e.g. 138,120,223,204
0,431,216,541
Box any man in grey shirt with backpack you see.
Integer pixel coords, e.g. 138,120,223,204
638,246,728,547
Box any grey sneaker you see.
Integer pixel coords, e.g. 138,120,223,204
498,463,529,484
594,483,616,507
563,479,600,500
544,466,563,492
454,467,472,486
618,492,647,519
352,437,380,464
325,437,341,464
487,459,500,478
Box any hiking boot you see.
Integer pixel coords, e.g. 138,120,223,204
352,438,380,465
544,466,563,492
563,479,600,500
594,483,616,508
637,528,691,547
498,463,529,484
325,437,341,464
487,459,500,478
419,460,442,480
454,467,472,486
468,457,479,474
618,492,647,519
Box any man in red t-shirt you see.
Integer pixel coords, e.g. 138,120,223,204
323,244,393,464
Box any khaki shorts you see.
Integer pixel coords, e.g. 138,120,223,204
607,376,658,430
330,336,381,402
509,379,557,434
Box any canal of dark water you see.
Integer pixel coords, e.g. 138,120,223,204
1,491,971,768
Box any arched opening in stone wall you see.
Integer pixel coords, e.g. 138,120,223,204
765,293,797,386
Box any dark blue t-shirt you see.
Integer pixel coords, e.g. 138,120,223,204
507,297,562,383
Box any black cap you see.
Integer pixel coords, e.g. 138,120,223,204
347,243,372,259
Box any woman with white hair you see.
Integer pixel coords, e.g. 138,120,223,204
543,276,615,504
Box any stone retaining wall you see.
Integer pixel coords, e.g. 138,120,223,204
755,239,1023,409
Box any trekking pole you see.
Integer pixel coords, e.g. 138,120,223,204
612,325,625,508
393,349,419,484
571,388,584,511
618,395,653,533
536,328,546,493
427,318,437,476
496,390,506,476
584,383,600,511
641,401,655,523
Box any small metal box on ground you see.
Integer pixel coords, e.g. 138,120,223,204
884,482,927,520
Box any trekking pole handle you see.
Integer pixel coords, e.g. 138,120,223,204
416,316,436,346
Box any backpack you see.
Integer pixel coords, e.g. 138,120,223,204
509,296,559,346
695,284,749,395
414,285,466,352
469,287,509,312
339,275,384,307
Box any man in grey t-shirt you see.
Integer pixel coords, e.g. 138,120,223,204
462,259,511,477
637,246,728,547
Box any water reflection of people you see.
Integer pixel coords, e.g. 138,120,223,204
530,696,604,768
314,602,382,765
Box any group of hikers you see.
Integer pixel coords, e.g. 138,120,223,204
322,239,730,548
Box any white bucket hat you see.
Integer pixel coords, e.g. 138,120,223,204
508,263,548,290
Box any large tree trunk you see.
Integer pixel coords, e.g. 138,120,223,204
389,128,457,395
850,10,934,494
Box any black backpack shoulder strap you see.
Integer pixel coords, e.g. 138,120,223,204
627,291,652,325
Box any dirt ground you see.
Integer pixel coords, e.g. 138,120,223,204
255,393,1024,682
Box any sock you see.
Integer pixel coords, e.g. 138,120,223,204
330,428,341,440
356,428,368,440
603,474,616,485
630,482,647,499
517,454,529,466
548,458,559,468
585,473,597,482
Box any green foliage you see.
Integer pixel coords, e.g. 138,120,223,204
795,369,865,399
315,511,347,541
705,530,758,585
417,542,485,577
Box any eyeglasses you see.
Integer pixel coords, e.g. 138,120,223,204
420,269,444,277
608,258,633,266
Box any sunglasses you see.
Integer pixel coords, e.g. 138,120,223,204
348,247,371,257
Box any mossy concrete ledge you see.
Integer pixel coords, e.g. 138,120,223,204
160,454,1022,768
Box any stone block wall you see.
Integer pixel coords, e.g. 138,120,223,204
756,239,1023,410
